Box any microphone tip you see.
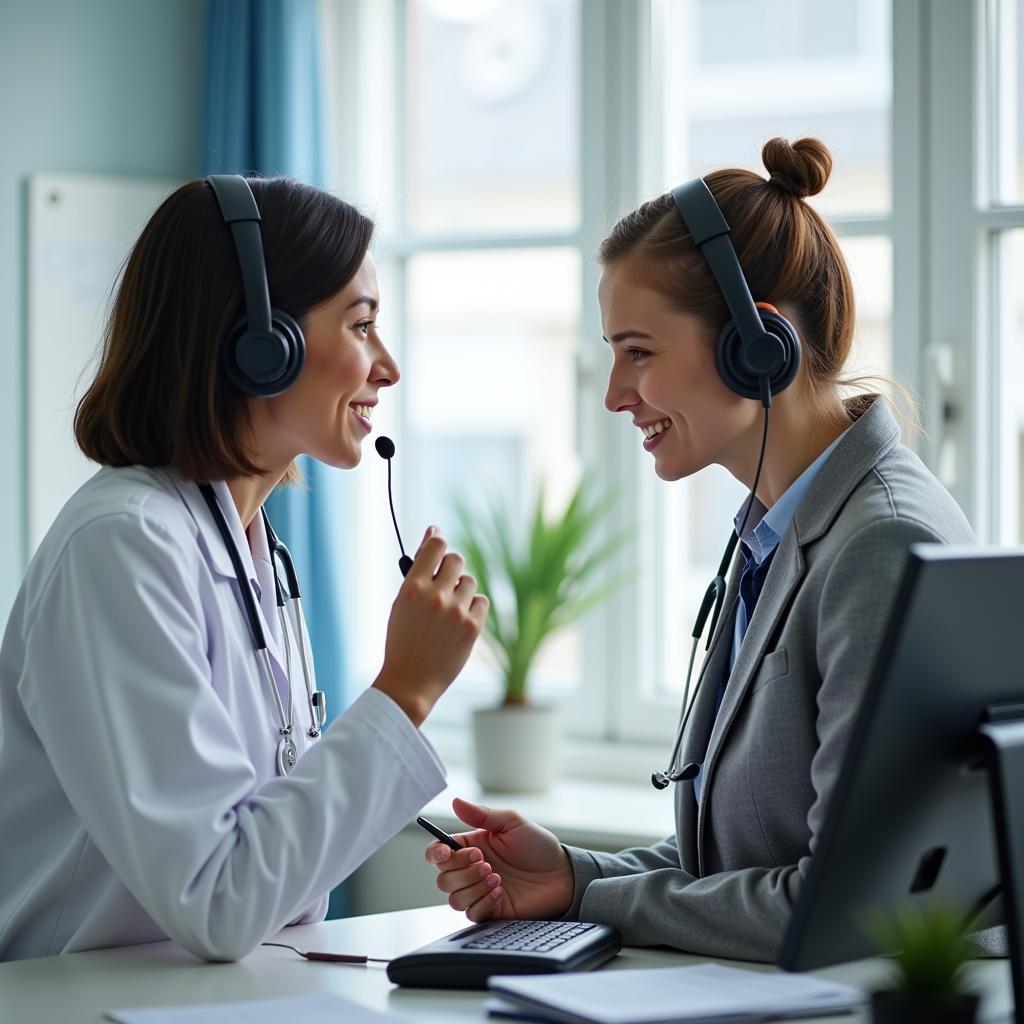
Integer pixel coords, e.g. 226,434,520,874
375,436,396,459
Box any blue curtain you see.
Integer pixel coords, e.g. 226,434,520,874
202,0,326,183
202,0,350,918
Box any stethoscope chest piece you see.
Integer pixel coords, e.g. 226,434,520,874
277,734,299,776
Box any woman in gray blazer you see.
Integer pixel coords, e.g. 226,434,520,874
425,137,976,962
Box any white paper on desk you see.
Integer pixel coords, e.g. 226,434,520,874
488,964,865,1024
106,991,397,1024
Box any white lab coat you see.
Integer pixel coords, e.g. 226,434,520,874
0,465,445,961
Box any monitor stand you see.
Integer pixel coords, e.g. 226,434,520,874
979,705,1024,1024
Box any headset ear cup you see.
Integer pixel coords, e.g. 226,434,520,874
224,318,258,395
268,309,306,393
715,312,801,400
760,309,801,395
715,320,753,399
225,310,306,397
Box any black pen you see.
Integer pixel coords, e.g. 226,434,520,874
416,815,462,851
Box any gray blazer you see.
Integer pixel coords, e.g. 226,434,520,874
564,397,976,961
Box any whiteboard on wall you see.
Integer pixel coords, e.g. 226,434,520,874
27,173,175,552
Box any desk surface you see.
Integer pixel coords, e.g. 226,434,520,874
0,905,1013,1024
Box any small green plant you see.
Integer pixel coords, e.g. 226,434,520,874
866,902,977,1006
454,477,627,707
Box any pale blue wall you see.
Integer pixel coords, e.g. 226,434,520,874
0,0,203,619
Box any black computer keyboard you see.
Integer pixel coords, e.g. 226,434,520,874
386,918,622,989
463,920,599,952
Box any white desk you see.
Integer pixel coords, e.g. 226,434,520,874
0,905,1013,1024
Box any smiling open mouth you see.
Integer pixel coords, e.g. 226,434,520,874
351,404,373,431
641,419,671,439
641,419,671,450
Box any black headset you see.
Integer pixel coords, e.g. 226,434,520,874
205,174,305,397
670,179,800,407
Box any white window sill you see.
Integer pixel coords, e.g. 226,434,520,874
422,719,675,782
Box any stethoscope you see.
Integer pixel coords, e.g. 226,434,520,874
199,484,327,776
651,529,740,789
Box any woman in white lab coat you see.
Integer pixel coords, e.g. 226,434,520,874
0,175,488,962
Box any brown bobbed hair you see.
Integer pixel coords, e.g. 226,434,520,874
74,177,374,483
599,137,879,416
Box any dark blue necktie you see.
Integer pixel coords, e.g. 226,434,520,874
712,543,777,718
738,542,777,643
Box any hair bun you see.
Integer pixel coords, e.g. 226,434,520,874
762,137,832,198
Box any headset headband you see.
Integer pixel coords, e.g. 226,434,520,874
206,174,273,338
204,174,305,396
670,179,771,352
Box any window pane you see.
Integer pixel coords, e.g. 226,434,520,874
658,0,892,217
1018,0,1024,201
840,235,893,383
406,248,583,702
404,0,580,235
998,231,1024,540
990,0,1024,203
699,0,859,63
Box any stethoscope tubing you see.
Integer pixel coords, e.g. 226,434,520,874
260,508,324,735
199,485,324,742
656,538,740,785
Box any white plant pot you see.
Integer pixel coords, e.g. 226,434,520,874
471,704,562,793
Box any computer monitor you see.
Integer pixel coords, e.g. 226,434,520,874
778,546,1024,1021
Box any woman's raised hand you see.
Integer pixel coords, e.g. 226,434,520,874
425,797,575,923
372,528,488,727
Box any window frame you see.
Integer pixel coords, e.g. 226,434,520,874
326,0,1024,771
925,0,1024,543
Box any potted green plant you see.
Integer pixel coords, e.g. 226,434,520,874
454,477,626,792
866,903,980,1023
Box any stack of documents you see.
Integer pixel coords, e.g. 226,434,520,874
487,963,865,1023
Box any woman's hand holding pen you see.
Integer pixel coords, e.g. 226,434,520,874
425,797,575,923
373,528,489,728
